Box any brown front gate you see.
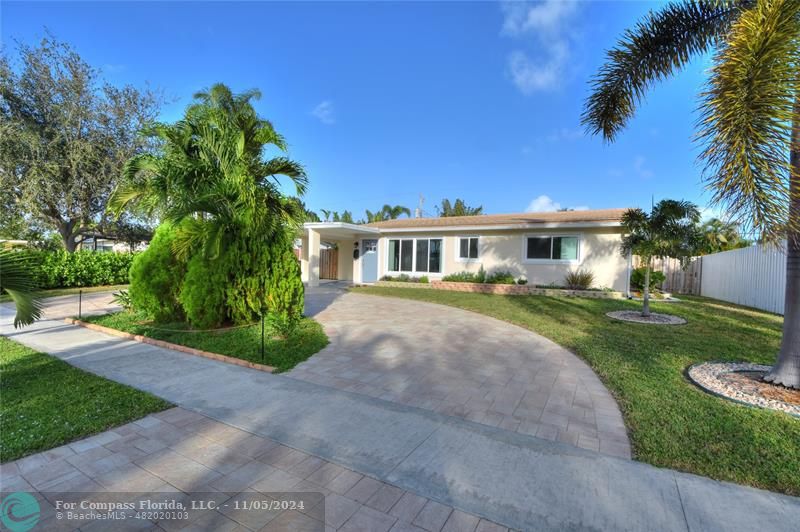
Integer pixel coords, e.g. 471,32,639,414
320,248,339,280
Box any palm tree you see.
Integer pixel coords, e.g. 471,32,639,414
381,204,411,220
699,217,751,254
583,0,800,388
621,200,701,317
0,250,42,328
109,83,307,259
365,205,410,223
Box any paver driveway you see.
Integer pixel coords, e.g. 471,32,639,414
291,283,631,458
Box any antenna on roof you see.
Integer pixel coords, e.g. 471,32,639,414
415,194,425,218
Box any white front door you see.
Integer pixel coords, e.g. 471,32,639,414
361,239,378,283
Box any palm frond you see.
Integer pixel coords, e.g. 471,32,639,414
0,250,43,328
583,0,747,141
698,0,800,240
259,157,308,195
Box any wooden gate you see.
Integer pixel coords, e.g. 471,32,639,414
320,248,338,280
633,255,702,295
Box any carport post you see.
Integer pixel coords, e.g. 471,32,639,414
308,228,321,287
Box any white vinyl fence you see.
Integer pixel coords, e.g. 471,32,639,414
699,243,787,315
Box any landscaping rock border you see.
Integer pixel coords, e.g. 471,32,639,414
687,362,800,418
65,318,276,373
605,310,687,325
375,280,624,298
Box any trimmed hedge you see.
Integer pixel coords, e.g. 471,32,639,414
18,250,135,289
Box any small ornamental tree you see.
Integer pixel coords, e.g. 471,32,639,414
621,200,701,317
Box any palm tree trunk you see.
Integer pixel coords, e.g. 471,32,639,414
765,97,800,389
642,262,651,317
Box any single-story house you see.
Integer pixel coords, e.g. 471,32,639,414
299,208,632,293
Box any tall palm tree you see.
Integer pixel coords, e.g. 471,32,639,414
0,250,42,328
381,204,411,220
583,0,800,388
620,200,701,317
109,83,307,259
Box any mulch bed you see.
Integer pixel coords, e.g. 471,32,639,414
687,362,800,417
606,310,686,325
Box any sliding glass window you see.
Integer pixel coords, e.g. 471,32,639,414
387,238,442,274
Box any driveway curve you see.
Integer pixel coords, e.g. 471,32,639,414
290,284,631,459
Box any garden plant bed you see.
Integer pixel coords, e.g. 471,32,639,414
352,286,800,496
606,310,687,325
688,362,800,418
81,311,328,373
67,318,278,372
0,336,170,462
375,280,623,298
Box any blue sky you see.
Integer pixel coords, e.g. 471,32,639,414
2,1,719,219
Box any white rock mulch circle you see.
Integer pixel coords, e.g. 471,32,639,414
606,310,687,325
687,362,800,418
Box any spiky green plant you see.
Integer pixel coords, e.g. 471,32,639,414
109,83,307,260
0,250,42,328
620,200,702,317
583,0,800,388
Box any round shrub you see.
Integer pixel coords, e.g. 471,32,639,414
128,223,186,322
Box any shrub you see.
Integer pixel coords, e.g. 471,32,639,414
112,290,133,310
381,275,394,281
517,278,528,285
22,249,135,289
630,267,666,291
262,234,304,336
564,269,595,290
129,223,186,322
442,271,478,282
475,265,486,283
418,276,429,284
486,270,516,285
179,229,304,333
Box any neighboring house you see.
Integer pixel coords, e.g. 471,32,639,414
300,208,632,292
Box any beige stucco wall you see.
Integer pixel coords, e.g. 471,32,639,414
375,228,629,292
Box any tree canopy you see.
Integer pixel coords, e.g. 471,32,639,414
0,35,161,251
436,198,483,217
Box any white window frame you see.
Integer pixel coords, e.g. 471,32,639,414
385,237,444,275
522,233,582,264
455,236,480,263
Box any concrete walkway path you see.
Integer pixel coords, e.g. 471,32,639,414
2,311,799,531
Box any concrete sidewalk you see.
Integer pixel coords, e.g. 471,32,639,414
2,313,799,532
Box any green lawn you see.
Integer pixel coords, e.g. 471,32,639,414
353,286,800,496
83,311,329,373
0,284,129,303
0,336,170,462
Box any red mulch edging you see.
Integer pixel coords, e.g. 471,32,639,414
65,318,276,373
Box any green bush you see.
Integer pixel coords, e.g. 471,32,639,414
381,274,429,283
517,278,528,285
179,252,229,329
630,267,666,291
179,230,304,333
442,266,486,283
129,223,186,322
418,276,429,284
564,268,595,290
486,270,516,284
21,249,135,289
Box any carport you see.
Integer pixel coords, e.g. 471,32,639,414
300,222,380,286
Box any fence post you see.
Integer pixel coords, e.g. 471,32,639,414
78,290,82,320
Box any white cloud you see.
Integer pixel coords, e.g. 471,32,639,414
311,100,335,125
501,0,578,36
501,1,580,93
525,195,589,213
634,155,654,179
